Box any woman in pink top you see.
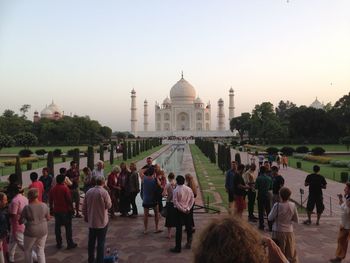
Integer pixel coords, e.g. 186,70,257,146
29,172,44,202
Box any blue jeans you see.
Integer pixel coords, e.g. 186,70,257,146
88,225,108,263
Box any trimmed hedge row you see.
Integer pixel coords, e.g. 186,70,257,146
1,157,39,166
294,154,331,164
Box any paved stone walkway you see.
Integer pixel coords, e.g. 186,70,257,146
10,145,350,262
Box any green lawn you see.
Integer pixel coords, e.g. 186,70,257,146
0,146,90,155
288,156,349,182
190,144,228,211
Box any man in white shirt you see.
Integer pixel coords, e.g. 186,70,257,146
330,182,350,263
83,176,112,263
171,175,194,253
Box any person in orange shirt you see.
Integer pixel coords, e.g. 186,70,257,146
28,172,44,202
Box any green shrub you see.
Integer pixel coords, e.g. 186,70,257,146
296,146,309,153
35,149,47,156
18,149,33,157
280,146,295,156
266,147,279,155
231,140,238,146
53,149,62,157
311,147,325,156
67,149,75,157
2,157,38,166
296,162,302,168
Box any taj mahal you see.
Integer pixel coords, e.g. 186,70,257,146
131,73,235,137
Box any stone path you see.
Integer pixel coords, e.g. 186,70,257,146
232,149,345,216
11,144,350,262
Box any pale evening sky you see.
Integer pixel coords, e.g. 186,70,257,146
0,0,349,131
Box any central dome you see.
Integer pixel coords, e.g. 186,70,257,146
170,77,196,102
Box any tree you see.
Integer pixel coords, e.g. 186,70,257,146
99,144,104,161
230,113,251,141
334,92,350,134
13,132,38,148
15,156,22,185
100,126,112,140
19,104,31,119
0,135,14,150
250,102,283,144
47,151,54,176
110,143,114,164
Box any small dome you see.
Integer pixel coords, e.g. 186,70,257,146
47,101,61,114
170,76,196,102
194,97,203,104
163,97,171,105
229,87,234,93
310,98,324,109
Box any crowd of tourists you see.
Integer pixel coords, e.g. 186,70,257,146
225,154,350,263
0,150,349,263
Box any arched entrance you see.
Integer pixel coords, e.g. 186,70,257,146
176,112,190,130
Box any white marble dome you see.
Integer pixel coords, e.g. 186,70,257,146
47,101,61,114
310,98,324,110
194,97,203,104
40,107,53,117
170,77,196,102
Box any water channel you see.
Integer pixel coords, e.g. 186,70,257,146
135,143,186,214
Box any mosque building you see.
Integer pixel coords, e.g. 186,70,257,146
131,73,234,137
33,101,63,122
309,97,325,110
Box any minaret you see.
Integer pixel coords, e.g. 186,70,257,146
130,89,137,135
217,98,225,131
143,99,149,131
229,87,235,121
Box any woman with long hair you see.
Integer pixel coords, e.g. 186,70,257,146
185,173,197,232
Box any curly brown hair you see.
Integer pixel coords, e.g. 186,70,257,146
193,216,268,263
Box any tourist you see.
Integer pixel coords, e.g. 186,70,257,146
193,216,289,263
225,161,237,214
49,174,77,250
271,166,285,205
128,163,140,217
0,192,8,263
118,162,131,217
141,169,161,234
329,182,350,263
258,153,265,167
255,166,273,231
5,174,20,203
28,172,44,202
82,167,93,193
66,161,82,218
140,157,155,177
268,153,274,167
8,185,27,263
282,155,288,169
39,168,52,203
170,175,195,253
185,173,197,232
107,166,120,218
83,176,112,263
268,187,299,263
233,164,250,217
92,160,104,178
154,164,166,213
51,168,72,188
243,163,258,222
250,153,256,165
164,172,177,239
20,188,50,263
304,165,327,225
276,153,282,169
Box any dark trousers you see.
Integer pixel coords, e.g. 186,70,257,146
54,212,74,246
88,225,108,263
175,209,192,251
247,190,256,217
257,195,272,230
130,192,138,215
